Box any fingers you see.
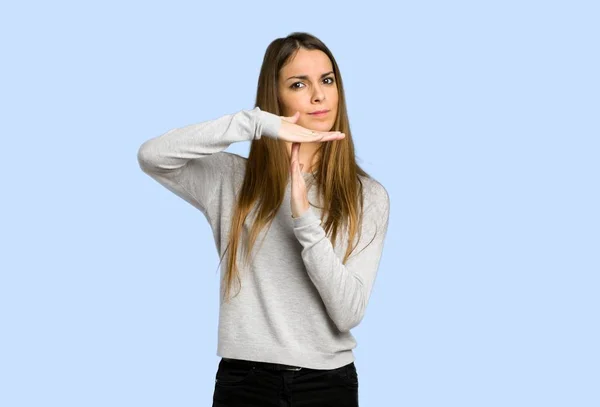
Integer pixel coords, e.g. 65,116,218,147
295,124,343,141
290,143,305,186
291,142,300,170
280,120,345,143
288,131,344,144
311,131,345,142
290,142,302,180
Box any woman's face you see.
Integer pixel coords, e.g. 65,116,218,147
278,48,338,132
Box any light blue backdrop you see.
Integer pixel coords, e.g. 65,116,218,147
2,1,598,406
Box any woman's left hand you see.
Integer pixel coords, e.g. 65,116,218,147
290,142,310,219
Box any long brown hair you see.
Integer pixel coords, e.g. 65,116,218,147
219,32,374,302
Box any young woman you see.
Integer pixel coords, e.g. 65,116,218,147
137,32,390,407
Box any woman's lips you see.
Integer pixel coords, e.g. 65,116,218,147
309,110,329,117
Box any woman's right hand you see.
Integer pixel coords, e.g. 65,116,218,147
278,111,345,143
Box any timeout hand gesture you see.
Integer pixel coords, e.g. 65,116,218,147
279,111,345,219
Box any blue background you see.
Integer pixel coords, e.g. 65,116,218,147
2,1,598,406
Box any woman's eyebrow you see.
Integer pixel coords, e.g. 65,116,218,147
286,71,334,81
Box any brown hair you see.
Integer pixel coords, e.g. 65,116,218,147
219,32,375,302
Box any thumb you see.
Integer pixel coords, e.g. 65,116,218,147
281,111,300,124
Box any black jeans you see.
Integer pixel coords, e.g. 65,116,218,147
212,357,359,407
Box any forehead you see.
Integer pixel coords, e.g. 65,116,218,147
281,49,333,76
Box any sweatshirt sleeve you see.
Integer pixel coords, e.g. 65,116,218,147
137,106,281,218
292,183,390,333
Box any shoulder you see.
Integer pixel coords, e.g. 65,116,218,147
199,151,247,181
184,152,247,188
358,175,390,213
225,151,248,173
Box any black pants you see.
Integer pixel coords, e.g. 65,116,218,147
212,357,359,407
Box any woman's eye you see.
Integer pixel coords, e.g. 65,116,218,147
290,77,335,90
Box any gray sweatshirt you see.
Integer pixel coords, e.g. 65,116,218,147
137,106,390,370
